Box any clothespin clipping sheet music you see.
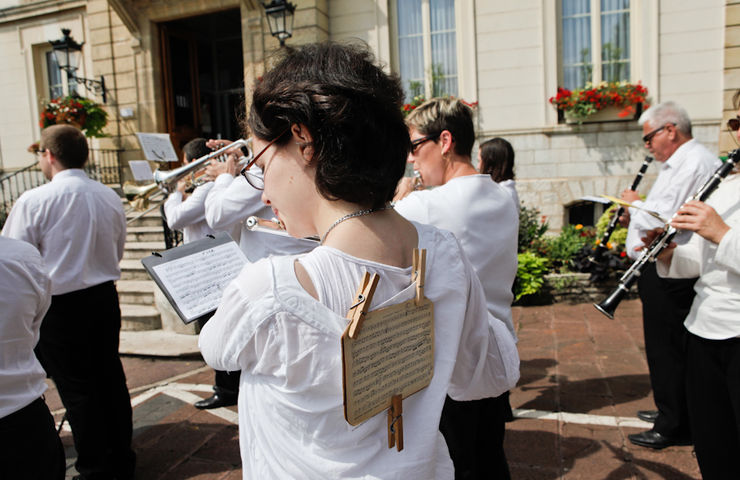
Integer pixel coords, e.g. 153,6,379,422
340,248,434,452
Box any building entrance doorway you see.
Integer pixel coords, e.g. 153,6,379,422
159,9,245,154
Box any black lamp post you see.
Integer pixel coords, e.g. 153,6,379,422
261,0,296,47
49,29,107,103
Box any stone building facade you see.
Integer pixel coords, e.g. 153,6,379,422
0,0,737,230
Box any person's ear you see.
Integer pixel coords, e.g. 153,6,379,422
439,130,455,155
291,124,315,163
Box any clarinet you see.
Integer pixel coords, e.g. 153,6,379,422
594,149,739,319
590,155,653,264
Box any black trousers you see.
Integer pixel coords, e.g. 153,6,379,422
0,396,65,480
636,263,695,438
35,281,135,480
197,316,240,395
439,392,512,480
686,333,740,479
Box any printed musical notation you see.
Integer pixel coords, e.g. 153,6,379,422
342,298,435,425
152,242,246,321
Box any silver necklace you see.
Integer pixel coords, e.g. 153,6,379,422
321,205,392,244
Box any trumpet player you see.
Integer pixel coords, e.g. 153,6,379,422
162,138,242,410
619,101,721,450
163,138,216,244
641,96,740,477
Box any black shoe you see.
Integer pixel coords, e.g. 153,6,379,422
628,429,692,449
637,410,659,423
194,392,237,409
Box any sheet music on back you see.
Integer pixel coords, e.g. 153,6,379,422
141,232,247,324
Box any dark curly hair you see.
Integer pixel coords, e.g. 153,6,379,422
247,42,410,209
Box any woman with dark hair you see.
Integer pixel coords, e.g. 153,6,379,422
479,137,519,206
198,42,518,479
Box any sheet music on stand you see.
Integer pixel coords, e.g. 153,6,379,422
141,232,247,324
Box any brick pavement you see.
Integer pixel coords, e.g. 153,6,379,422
46,299,700,479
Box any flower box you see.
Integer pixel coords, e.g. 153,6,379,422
564,102,643,124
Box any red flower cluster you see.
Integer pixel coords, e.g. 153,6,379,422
549,82,649,120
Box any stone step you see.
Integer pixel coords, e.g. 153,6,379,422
126,226,165,243
120,259,150,281
122,241,166,260
117,280,156,305
126,208,163,228
120,304,162,331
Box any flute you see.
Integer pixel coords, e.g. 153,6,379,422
245,216,320,242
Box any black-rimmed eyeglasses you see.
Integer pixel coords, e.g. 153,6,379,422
642,125,668,144
240,129,289,190
727,116,740,132
410,133,439,153
34,148,47,156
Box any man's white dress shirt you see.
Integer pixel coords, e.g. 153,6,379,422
163,182,216,244
204,171,315,262
395,174,519,340
626,139,721,259
199,222,519,479
0,237,51,419
657,173,740,340
1,169,126,294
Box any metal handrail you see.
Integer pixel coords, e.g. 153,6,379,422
0,148,123,228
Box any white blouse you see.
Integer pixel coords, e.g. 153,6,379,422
657,173,740,340
199,222,519,479
0,237,51,419
394,174,519,340
163,182,216,244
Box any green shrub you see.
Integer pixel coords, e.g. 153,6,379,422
514,252,550,301
595,204,627,249
538,224,595,272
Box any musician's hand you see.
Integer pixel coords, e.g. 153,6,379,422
672,200,730,244
620,189,640,204
176,179,188,194
205,157,233,179
618,209,630,228
393,177,416,202
638,227,676,263
206,139,233,150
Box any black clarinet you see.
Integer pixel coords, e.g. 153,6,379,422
590,155,653,264
594,149,739,319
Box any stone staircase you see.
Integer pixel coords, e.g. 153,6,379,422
120,211,165,331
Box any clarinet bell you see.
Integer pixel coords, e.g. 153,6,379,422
593,284,630,319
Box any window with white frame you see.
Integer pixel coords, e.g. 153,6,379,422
560,0,631,90
45,51,65,99
395,0,458,101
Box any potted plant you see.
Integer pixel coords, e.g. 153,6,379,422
39,95,108,137
549,81,649,124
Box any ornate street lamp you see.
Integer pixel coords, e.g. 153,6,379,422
261,0,296,47
49,29,107,103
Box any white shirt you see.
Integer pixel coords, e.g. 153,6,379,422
395,174,519,340
204,172,315,262
626,139,721,259
199,223,519,480
1,169,126,295
163,182,216,244
499,179,520,207
657,173,740,340
0,237,51,419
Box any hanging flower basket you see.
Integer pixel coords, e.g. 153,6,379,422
39,95,108,137
550,82,649,125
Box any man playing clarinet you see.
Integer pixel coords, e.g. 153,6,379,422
620,101,720,449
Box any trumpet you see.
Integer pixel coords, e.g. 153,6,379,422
246,216,319,242
594,149,739,319
590,156,653,264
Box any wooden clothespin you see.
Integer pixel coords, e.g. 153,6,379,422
346,272,379,339
412,248,426,306
387,394,403,451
